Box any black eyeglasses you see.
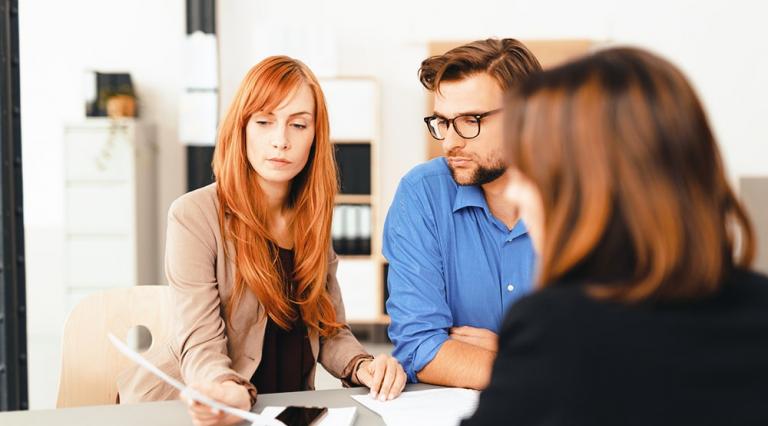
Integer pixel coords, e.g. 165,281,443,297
423,108,503,141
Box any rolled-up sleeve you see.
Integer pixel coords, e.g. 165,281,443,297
383,178,453,383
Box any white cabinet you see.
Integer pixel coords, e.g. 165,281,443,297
321,77,386,325
63,119,157,312
336,258,380,322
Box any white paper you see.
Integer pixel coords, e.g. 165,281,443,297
351,388,480,426
108,333,282,426
260,406,357,426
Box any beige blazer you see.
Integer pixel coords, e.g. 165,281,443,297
117,183,369,403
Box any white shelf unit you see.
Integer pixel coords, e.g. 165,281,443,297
321,77,387,324
63,118,157,313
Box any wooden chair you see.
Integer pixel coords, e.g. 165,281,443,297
56,285,172,408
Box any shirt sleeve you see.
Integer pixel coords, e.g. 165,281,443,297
383,177,453,383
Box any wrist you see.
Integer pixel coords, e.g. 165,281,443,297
353,356,374,385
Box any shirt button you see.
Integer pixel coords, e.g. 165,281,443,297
507,284,515,292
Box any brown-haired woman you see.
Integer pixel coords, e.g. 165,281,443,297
117,56,405,426
463,47,768,425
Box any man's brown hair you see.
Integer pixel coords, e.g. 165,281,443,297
505,47,755,302
419,38,542,93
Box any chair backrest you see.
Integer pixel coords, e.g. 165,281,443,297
56,285,172,408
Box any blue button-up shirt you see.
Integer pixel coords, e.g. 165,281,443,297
383,157,536,383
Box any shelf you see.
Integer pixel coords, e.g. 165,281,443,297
337,254,375,261
335,194,371,204
332,139,372,145
348,315,391,325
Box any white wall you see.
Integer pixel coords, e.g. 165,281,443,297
20,0,186,408
21,0,185,321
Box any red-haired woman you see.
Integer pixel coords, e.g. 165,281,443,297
117,56,406,425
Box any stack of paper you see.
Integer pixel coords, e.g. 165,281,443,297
351,388,480,426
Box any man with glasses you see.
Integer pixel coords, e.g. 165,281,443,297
383,39,542,390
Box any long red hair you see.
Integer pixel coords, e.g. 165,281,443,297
212,56,342,336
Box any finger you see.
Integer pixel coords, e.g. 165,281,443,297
390,367,407,399
477,328,497,338
378,360,397,401
369,360,385,398
196,415,225,426
451,326,478,337
189,404,222,422
185,394,218,413
219,414,243,426
188,409,222,426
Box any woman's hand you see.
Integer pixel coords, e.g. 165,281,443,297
180,380,252,426
355,354,407,402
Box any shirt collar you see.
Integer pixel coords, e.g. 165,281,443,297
452,184,488,213
453,183,530,240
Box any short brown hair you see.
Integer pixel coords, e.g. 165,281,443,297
419,38,542,93
505,47,755,302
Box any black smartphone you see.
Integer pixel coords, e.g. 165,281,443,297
275,406,328,426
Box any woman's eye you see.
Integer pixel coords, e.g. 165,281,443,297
255,120,271,126
290,123,307,130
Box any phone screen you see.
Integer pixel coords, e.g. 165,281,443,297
275,406,328,426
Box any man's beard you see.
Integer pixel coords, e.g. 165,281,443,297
448,158,506,186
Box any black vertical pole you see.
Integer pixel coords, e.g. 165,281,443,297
186,0,217,192
0,0,28,412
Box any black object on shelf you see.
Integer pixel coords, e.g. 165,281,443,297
332,204,372,256
334,144,371,194
187,146,215,191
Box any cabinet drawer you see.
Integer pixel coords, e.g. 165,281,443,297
66,184,132,234
65,237,133,287
65,127,132,182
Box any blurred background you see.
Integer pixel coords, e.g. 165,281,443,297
18,0,768,409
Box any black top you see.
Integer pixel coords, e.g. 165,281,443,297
250,247,315,394
463,268,768,426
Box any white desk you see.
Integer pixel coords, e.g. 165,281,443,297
0,384,439,425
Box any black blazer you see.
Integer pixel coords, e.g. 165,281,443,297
463,268,768,426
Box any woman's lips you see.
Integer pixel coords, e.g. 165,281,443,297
267,158,292,167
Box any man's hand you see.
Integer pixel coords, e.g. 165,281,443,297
450,326,499,353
